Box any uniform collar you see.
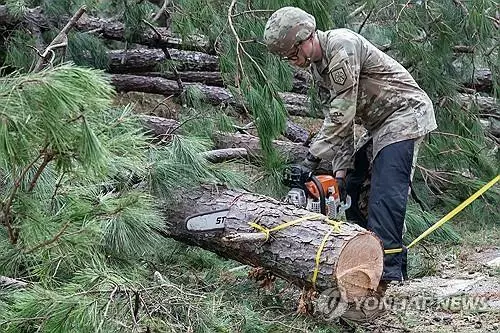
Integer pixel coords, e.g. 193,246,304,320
311,30,330,75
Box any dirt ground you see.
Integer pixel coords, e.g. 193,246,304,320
356,246,500,333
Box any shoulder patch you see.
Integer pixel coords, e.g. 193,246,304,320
328,61,354,94
331,67,347,85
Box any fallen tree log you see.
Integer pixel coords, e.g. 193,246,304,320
200,148,248,163
0,5,495,92
138,115,376,171
139,71,224,86
139,116,379,296
0,5,210,52
139,115,331,169
161,185,384,296
111,74,310,117
113,74,498,125
108,49,219,73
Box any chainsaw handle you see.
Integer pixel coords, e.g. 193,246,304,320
309,175,327,215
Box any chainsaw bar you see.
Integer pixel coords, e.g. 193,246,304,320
185,208,229,232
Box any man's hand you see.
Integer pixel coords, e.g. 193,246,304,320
335,176,347,203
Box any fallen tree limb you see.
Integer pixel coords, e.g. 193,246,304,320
0,276,28,289
113,74,498,123
140,115,327,171
161,185,384,296
111,74,310,117
0,5,495,92
107,48,218,73
33,5,87,72
200,148,248,162
0,5,210,52
138,71,224,86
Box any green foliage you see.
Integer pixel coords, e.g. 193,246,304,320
407,250,439,278
67,32,109,70
122,0,154,42
0,0,498,330
404,203,461,246
3,29,37,71
0,64,248,332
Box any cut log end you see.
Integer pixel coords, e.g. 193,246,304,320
335,231,384,300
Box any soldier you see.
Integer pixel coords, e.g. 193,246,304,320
263,7,437,321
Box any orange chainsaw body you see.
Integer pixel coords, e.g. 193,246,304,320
304,175,340,200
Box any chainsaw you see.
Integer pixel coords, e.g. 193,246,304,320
282,164,351,219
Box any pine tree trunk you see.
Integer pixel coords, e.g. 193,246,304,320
113,75,498,124
139,115,330,170
161,186,384,297
111,74,308,117
0,5,210,52
108,49,218,73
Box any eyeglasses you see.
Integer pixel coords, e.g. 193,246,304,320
281,46,301,61
280,33,313,62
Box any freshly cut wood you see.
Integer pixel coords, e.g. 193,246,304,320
162,185,384,296
108,49,218,73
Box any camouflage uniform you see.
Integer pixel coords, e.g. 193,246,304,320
263,7,438,283
309,28,436,172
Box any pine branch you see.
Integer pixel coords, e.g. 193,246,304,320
0,276,28,288
97,286,119,332
50,172,65,210
358,8,373,34
24,221,71,254
2,142,49,244
231,9,275,18
28,150,54,192
452,0,469,16
33,5,87,72
142,19,183,90
348,2,367,18
227,0,245,87
152,0,170,23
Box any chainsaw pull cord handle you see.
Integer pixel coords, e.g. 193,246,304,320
309,175,327,215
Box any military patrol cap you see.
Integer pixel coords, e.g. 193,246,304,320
263,7,316,55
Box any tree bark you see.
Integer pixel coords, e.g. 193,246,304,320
161,185,384,296
111,74,310,116
200,148,248,162
0,5,495,92
107,49,218,73
113,75,497,122
0,5,210,52
139,71,224,86
462,68,494,93
138,115,370,172
140,116,380,296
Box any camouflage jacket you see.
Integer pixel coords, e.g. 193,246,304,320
308,28,437,172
